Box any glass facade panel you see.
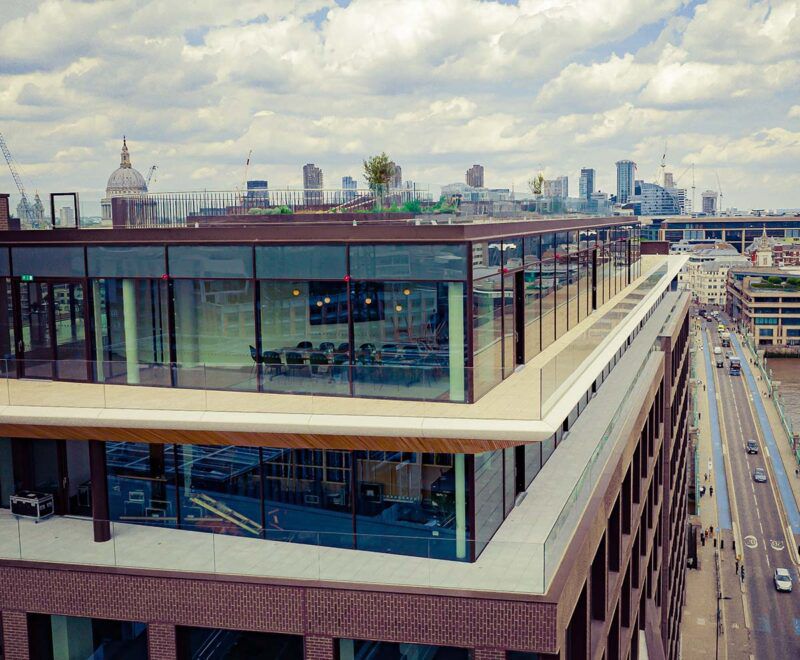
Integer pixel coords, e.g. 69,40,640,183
352,280,465,402
503,447,515,515
260,280,349,395
177,444,262,537
503,236,523,269
106,441,177,526
339,639,471,659
502,274,515,376
472,240,501,278
12,247,85,277
88,246,166,278
473,450,503,554
177,626,303,659
168,245,253,278
523,260,541,362
0,279,14,374
173,279,256,390
27,614,147,660
473,275,502,400
524,442,541,489
540,259,556,350
256,244,346,280
53,282,87,381
351,243,467,280
0,247,8,276
355,451,467,560
18,281,53,378
93,278,169,385
262,448,352,548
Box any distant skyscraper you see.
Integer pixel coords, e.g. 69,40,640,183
615,160,636,205
663,172,674,189
579,168,595,201
303,163,323,206
303,163,323,189
246,180,269,207
466,164,485,188
388,162,402,189
543,176,569,199
342,175,357,202
701,190,718,215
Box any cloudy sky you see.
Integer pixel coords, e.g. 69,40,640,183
0,0,798,214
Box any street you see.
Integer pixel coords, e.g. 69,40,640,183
705,316,800,657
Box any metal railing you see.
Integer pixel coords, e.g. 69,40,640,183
113,188,432,228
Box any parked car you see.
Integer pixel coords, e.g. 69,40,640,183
753,467,768,483
774,568,793,592
745,440,759,454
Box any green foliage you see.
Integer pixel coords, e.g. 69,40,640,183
402,199,422,214
388,202,400,212
362,152,395,191
767,276,784,285
430,195,456,214
247,205,293,215
787,277,800,288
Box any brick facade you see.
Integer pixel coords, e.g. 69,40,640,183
1,610,29,660
147,622,177,660
0,564,558,657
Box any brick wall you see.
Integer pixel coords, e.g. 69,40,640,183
1,610,29,660
0,564,559,655
304,635,335,659
0,195,9,232
147,622,177,660
474,650,505,660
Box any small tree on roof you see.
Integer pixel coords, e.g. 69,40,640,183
363,152,395,210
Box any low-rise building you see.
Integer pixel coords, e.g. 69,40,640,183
675,242,749,306
727,266,800,350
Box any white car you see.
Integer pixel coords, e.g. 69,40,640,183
774,568,793,593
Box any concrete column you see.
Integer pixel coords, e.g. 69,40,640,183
304,635,335,659
448,282,465,402
1,610,30,660
91,281,105,382
147,622,176,660
455,453,467,560
51,615,93,660
89,440,110,542
122,279,139,384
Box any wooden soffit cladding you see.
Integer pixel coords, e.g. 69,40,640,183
0,422,521,453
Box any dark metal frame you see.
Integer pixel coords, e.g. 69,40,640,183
49,192,80,230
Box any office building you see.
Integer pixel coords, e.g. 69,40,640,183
631,181,681,216
701,190,717,216
303,163,324,207
655,216,800,252
341,176,357,202
663,172,674,189
616,160,637,205
388,162,402,189
0,194,689,659
543,176,568,199
579,168,596,201
466,164,484,188
727,265,800,351
676,242,748,306
245,180,270,208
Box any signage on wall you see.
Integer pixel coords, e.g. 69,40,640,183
20,275,34,282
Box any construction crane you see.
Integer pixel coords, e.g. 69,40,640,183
715,171,724,214
0,131,37,226
146,165,158,188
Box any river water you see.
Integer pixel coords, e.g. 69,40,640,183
767,358,800,430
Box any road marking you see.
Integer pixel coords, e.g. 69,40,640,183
794,618,800,636
756,507,761,520
755,615,771,633
744,535,758,548
770,539,785,551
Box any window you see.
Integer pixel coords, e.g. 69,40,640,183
12,247,85,277
352,243,467,280
473,275,502,399
27,614,147,660
177,627,302,659
473,450,504,555
338,638,471,659
88,246,166,278
257,244,346,279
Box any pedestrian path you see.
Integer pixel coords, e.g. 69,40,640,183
702,331,732,530
731,333,800,534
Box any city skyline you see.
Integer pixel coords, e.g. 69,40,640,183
0,0,798,212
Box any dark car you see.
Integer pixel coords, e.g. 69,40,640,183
746,440,759,454
753,467,768,483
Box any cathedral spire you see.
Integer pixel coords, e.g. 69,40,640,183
120,136,131,169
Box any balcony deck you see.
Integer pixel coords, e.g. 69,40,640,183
0,256,683,451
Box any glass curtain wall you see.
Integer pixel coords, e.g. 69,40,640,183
523,236,542,362
567,231,579,329
171,246,256,391
354,451,468,560
27,614,148,660
176,627,302,660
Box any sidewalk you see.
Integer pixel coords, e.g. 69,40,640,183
681,320,751,659
738,333,800,530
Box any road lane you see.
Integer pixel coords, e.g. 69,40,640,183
705,319,800,657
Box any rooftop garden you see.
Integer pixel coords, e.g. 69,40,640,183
751,275,800,292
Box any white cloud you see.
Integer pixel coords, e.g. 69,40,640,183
0,0,797,211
